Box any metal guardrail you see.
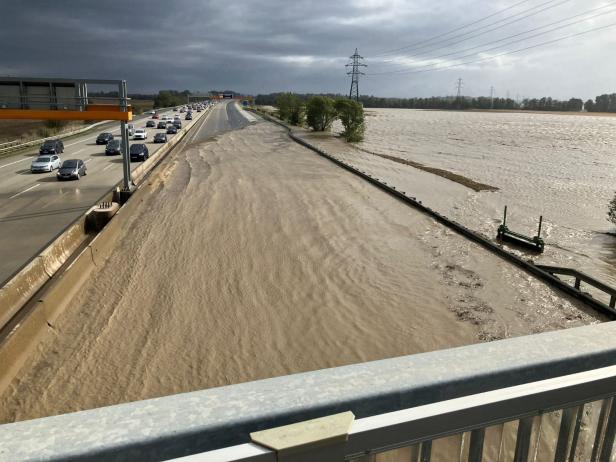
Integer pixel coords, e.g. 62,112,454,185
2,322,616,461
0,120,109,155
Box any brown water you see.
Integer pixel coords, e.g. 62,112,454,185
327,109,616,293
0,117,597,424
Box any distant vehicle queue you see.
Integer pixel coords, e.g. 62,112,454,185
28,102,209,180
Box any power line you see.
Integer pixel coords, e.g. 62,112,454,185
372,0,533,56
375,0,568,58
366,20,616,77
346,48,366,101
378,0,571,66
370,5,616,75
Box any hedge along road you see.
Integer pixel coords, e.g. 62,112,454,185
0,103,225,286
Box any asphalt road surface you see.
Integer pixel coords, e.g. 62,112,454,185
0,100,250,284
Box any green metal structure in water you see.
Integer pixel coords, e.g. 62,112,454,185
497,206,545,252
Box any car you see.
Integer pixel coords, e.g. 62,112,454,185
130,144,149,161
56,159,86,180
173,107,178,111
149,110,156,115
162,115,169,121
127,124,135,136
185,113,193,120
157,121,167,129
173,120,182,129
166,125,178,134
152,113,160,119
96,132,114,145
154,133,167,143
196,108,202,112
133,128,147,140
39,139,64,155
146,120,156,128
105,139,123,155
179,108,185,113
31,155,61,173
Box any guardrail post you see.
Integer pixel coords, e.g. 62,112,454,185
574,278,581,290
250,412,355,462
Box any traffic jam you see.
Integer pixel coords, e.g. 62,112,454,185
28,103,209,181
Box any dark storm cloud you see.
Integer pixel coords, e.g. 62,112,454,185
1,0,614,98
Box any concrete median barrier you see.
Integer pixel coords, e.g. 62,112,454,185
0,258,49,333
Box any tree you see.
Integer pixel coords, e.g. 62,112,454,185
276,93,303,125
608,193,616,227
335,98,365,142
585,99,595,112
305,96,337,131
154,90,190,108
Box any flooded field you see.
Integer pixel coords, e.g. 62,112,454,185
321,109,616,290
0,118,596,424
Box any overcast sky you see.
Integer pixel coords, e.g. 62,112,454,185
1,0,615,100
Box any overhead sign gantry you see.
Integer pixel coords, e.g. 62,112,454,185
0,77,134,193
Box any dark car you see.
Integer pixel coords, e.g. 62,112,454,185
96,132,114,145
166,125,178,135
56,159,86,180
130,144,149,161
157,121,167,129
185,113,193,120
173,120,182,129
146,120,156,128
105,139,123,155
154,133,167,143
39,139,64,155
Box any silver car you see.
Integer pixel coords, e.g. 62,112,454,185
31,155,61,173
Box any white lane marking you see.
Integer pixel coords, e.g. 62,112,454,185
102,164,113,171
73,148,85,155
84,159,92,163
0,156,31,169
9,183,40,199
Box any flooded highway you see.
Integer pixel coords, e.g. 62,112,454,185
0,108,598,423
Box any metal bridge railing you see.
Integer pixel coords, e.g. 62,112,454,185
3,322,616,461
182,365,616,461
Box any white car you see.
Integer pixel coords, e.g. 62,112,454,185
162,115,170,121
133,128,147,140
31,155,61,173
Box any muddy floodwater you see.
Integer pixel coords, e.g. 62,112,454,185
330,109,616,289
0,114,600,424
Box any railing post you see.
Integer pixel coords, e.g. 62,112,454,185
514,417,534,462
555,406,578,462
469,428,485,462
610,295,616,308
251,412,355,462
419,440,432,462
574,278,581,290
599,399,616,462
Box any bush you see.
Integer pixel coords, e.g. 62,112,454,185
335,98,365,142
276,93,303,125
306,96,337,131
608,193,616,226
